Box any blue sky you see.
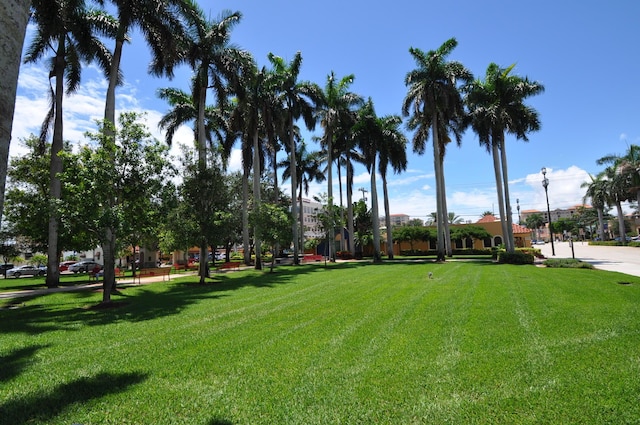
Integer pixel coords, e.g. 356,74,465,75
12,0,640,223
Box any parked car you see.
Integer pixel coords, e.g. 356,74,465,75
69,260,99,273
0,263,14,274
59,260,78,272
6,265,46,278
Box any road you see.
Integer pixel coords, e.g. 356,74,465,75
537,240,640,277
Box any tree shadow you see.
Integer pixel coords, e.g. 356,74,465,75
0,262,364,336
206,419,234,425
0,371,148,425
0,344,49,383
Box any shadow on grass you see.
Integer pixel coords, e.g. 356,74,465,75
207,419,234,425
0,371,148,425
0,263,362,335
0,344,49,383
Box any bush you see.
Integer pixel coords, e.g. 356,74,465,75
497,251,534,265
518,247,544,258
543,258,594,269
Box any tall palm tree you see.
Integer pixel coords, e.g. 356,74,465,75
600,166,629,244
26,0,115,288
280,140,326,255
581,174,607,241
317,72,363,261
353,99,384,262
465,63,544,253
402,38,472,261
176,5,244,281
269,52,321,264
0,0,31,225
377,115,407,259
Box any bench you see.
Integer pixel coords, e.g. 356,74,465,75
215,262,240,272
135,267,171,283
302,255,324,263
115,267,126,278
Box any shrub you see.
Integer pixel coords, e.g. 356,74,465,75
497,251,534,265
543,258,594,269
518,247,544,258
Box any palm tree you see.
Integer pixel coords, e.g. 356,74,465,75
268,52,321,264
26,0,115,288
402,38,472,261
581,174,608,241
465,63,544,253
378,114,407,259
353,99,383,262
597,144,640,207
280,140,326,255
317,72,363,261
600,166,629,244
0,0,31,225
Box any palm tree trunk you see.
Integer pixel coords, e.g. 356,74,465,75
432,117,445,261
242,165,251,265
337,160,345,252
0,0,30,225
499,136,516,252
298,184,304,257
326,129,335,261
492,142,510,251
370,156,381,262
616,201,627,246
346,165,355,256
289,117,299,265
597,208,605,241
440,170,452,257
382,173,394,259
45,47,65,288
252,130,262,270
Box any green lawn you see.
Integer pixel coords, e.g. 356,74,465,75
1,261,640,424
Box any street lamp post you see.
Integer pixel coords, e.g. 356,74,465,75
541,167,555,256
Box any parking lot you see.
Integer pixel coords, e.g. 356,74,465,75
538,240,640,277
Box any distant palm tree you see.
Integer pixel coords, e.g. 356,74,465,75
269,52,321,264
317,72,363,261
26,0,115,288
581,174,608,241
600,166,629,244
402,38,472,261
280,140,326,255
377,114,407,259
597,144,640,207
465,63,544,253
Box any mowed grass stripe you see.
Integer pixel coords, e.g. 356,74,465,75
2,262,640,424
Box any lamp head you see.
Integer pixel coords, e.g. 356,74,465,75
541,167,547,176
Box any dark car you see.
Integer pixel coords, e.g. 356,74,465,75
0,263,14,277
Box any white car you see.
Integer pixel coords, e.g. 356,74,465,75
6,265,46,278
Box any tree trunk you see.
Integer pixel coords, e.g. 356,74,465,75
0,0,30,224
616,201,627,246
597,208,605,241
45,44,65,288
346,163,355,256
337,160,345,252
326,128,335,261
499,136,516,252
492,142,510,251
289,117,299,265
298,184,304,257
382,173,393,259
252,130,262,270
102,227,116,304
370,156,381,263
242,165,251,265
432,116,445,261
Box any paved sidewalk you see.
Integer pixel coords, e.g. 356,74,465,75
538,241,640,277
0,270,197,301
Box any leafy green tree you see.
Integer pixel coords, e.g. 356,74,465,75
402,38,472,261
352,199,372,258
465,63,544,253
63,112,173,304
450,225,491,246
26,0,116,287
250,203,292,272
550,218,577,237
525,213,545,241
393,225,433,253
